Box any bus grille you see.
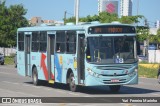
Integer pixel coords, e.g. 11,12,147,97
101,74,127,76
96,64,132,70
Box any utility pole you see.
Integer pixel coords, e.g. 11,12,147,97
75,0,79,25
64,11,67,25
137,0,139,26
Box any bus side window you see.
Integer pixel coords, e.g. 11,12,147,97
56,31,65,53
56,43,61,52
32,31,39,52
66,31,76,54
18,32,24,51
39,31,47,52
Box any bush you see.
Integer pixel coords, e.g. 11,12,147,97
4,56,14,65
138,64,159,78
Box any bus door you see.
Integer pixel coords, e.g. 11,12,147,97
47,31,56,82
24,32,31,76
77,32,85,84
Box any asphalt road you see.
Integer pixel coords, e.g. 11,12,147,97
0,65,160,106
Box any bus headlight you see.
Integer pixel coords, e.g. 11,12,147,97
87,68,100,78
128,69,137,77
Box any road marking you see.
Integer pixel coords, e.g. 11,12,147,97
151,93,160,96
0,72,16,76
139,82,158,86
0,88,38,97
68,92,80,96
2,81,41,89
0,66,16,70
2,81,19,85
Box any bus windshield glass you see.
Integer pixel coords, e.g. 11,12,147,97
86,36,136,64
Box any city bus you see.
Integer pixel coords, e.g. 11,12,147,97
17,22,138,92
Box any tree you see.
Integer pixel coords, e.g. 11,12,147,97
65,12,143,25
119,15,144,24
136,26,149,42
99,12,118,23
0,1,28,47
156,29,160,43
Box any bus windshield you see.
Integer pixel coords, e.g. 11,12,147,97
86,36,136,64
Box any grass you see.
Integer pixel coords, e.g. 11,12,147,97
4,56,14,65
138,64,159,78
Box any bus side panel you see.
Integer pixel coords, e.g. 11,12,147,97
39,53,48,80
17,52,25,76
31,52,46,80
54,54,62,83
54,54,78,84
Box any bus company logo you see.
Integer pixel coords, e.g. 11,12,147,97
106,3,115,13
2,98,11,103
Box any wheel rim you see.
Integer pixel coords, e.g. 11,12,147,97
70,76,75,88
33,71,37,84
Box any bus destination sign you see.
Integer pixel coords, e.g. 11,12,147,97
88,25,136,34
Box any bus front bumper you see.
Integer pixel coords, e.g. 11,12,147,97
85,72,138,86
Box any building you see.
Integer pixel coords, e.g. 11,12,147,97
120,0,132,16
29,17,42,26
98,0,118,14
155,20,160,29
29,17,63,26
0,0,5,4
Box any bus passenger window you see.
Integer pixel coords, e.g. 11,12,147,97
56,43,61,52
56,31,65,53
39,31,47,52
66,31,76,54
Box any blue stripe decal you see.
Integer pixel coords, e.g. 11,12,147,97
55,54,62,82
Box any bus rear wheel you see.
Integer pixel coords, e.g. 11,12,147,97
69,73,77,92
32,67,40,86
109,85,121,92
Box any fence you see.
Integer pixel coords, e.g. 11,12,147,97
148,50,160,63
0,47,16,56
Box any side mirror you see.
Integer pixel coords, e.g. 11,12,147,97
136,41,140,55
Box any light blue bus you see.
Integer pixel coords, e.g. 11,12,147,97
17,22,138,92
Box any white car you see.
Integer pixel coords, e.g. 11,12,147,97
0,53,4,65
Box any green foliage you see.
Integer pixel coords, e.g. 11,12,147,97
155,28,160,43
138,65,158,78
0,1,28,47
65,12,143,25
64,17,76,24
99,12,118,23
136,26,149,42
119,15,143,24
5,56,14,65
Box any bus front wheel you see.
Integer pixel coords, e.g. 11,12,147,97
109,85,121,92
32,67,40,86
69,73,77,92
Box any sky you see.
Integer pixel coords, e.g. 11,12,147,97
5,0,160,27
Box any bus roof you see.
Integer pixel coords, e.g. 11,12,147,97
17,22,135,32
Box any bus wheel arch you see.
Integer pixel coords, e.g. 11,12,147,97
32,65,40,86
66,69,78,92
66,69,73,84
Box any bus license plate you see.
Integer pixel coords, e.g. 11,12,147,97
111,79,119,82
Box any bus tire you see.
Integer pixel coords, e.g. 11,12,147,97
109,85,121,92
32,67,40,86
69,72,77,92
